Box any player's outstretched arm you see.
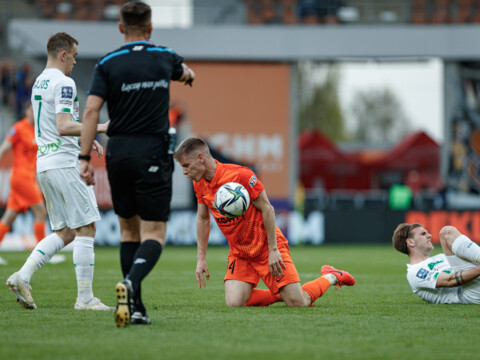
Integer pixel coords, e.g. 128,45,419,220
0,139,12,160
436,265,480,288
196,203,210,289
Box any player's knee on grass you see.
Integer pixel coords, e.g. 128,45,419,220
225,298,248,307
224,280,253,307
224,288,250,307
280,284,310,307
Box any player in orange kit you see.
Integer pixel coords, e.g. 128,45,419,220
0,103,47,265
174,137,355,307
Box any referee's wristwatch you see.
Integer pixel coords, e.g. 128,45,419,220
78,154,91,161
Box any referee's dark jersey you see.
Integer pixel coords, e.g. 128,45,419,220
88,40,184,137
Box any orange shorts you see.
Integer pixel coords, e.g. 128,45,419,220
224,241,300,295
7,177,44,213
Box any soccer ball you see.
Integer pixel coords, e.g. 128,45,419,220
214,182,250,218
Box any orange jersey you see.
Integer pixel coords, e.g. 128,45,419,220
6,118,37,181
194,161,288,259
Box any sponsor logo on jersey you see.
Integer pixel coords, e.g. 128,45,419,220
59,99,73,105
61,86,73,99
38,138,62,155
249,175,257,188
416,268,429,280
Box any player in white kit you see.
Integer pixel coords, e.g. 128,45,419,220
393,223,480,304
5,32,111,310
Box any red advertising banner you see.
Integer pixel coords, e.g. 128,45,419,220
406,210,480,243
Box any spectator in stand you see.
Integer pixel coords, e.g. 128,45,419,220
0,59,15,107
14,63,32,120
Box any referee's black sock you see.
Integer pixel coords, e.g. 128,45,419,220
120,241,140,277
120,241,146,313
127,240,163,313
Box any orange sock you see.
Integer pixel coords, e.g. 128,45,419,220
0,222,10,243
33,222,46,243
302,276,331,304
247,289,282,306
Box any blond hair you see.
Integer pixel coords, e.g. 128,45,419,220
173,137,211,161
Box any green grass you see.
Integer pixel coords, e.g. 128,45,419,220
1,245,479,360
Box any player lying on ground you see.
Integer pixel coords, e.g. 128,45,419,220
174,137,355,307
393,223,480,304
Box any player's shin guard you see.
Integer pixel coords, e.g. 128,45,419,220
73,236,95,302
18,233,65,283
301,276,331,305
246,289,282,306
452,235,480,264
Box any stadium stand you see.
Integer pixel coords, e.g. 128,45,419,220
4,1,480,25
33,0,121,21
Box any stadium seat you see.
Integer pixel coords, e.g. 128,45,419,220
454,0,474,23
280,0,297,24
411,0,428,24
431,0,451,23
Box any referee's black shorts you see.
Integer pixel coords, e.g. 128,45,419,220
106,134,173,221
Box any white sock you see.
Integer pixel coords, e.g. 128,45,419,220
324,273,338,286
18,233,65,283
73,236,95,302
451,235,480,264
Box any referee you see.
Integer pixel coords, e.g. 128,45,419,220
79,1,195,327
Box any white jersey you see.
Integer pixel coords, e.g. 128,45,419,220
406,253,462,304
31,68,80,173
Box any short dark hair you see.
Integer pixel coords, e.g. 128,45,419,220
47,32,78,57
392,223,422,255
120,1,151,35
174,137,211,161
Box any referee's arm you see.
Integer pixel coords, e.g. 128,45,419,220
80,94,105,157
179,63,195,86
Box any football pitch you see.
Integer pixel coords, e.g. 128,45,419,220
1,245,479,360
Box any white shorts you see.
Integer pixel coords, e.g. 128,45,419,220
447,255,480,304
38,167,101,231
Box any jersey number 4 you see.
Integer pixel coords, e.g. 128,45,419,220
228,259,236,274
